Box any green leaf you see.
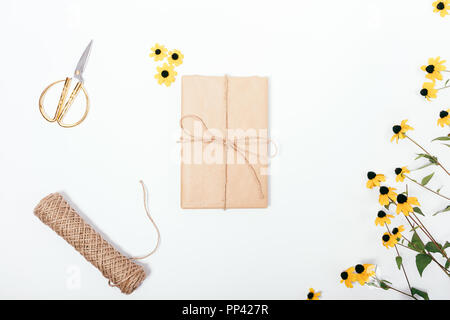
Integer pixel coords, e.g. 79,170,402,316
395,256,402,270
446,259,450,269
443,241,450,250
432,136,450,142
443,144,450,148
421,172,434,186
411,287,430,300
415,163,435,170
408,232,425,252
433,205,450,216
414,162,436,170
446,79,450,86
425,242,442,253
379,280,390,290
415,153,438,164
416,254,432,277
413,207,425,216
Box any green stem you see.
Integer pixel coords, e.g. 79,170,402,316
403,216,450,276
384,223,412,293
404,175,450,201
409,213,448,259
385,285,418,300
405,135,450,176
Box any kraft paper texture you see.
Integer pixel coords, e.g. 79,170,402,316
180,75,268,209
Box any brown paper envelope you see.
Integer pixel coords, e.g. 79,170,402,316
181,75,268,209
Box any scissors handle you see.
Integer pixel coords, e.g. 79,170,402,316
39,77,90,128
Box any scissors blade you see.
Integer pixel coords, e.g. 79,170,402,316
73,40,93,83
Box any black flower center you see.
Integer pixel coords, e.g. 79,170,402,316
392,125,402,134
377,210,386,218
307,292,314,299
355,264,365,274
395,168,402,175
161,70,169,78
367,171,376,180
341,271,348,280
440,110,449,118
425,65,435,73
397,194,407,204
155,49,161,55
382,234,390,242
420,89,428,97
437,2,445,10
171,53,179,60
380,186,389,195
392,228,399,235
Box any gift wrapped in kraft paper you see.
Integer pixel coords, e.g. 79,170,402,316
180,75,269,209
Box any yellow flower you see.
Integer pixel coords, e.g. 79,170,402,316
395,166,410,182
437,109,450,127
420,82,438,101
421,57,446,81
391,120,414,143
340,267,356,288
379,186,397,206
366,171,386,189
354,264,375,286
154,63,177,87
391,225,405,240
149,43,168,61
375,210,395,226
306,288,321,300
168,49,184,66
382,232,398,248
433,1,450,17
396,194,420,216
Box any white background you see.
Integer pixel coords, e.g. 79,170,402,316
1,0,449,300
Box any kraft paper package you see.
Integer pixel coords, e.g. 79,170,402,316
180,75,269,209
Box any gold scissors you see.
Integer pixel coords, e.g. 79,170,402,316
39,40,93,128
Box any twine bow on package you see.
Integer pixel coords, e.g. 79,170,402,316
180,75,270,209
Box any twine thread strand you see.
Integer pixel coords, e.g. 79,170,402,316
33,180,160,294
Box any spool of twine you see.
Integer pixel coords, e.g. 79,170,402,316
34,193,147,294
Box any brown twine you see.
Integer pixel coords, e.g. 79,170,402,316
179,113,278,210
224,75,229,210
179,115,269,206
33,181,160,294
130,181,161,260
